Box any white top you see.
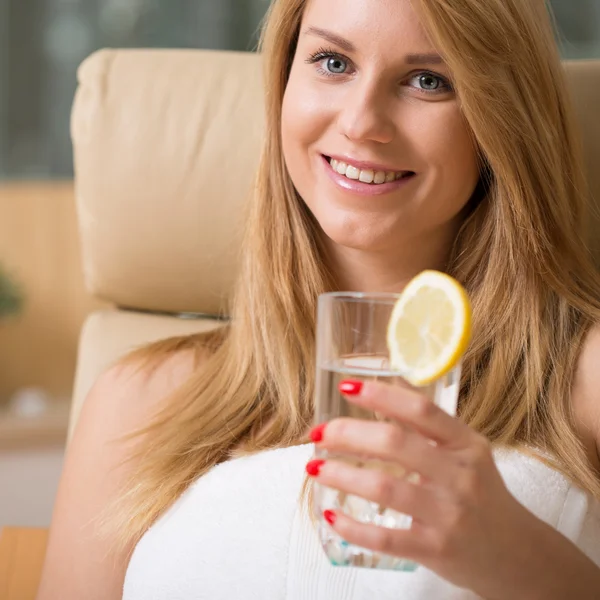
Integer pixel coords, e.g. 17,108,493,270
123,444,600,599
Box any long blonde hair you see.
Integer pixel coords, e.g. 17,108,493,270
110,0,600,550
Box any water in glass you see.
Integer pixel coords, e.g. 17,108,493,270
313,355,460,571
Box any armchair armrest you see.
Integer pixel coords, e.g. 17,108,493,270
0,527,48,600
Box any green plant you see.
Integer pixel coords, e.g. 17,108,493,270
0,267,23,318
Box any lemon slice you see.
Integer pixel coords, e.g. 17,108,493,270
386,270,471,386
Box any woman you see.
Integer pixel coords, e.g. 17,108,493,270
39,0,600,598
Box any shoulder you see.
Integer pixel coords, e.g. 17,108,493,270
98,350,198,413
38,350,199,600
75,349,199,442
571,323,600,470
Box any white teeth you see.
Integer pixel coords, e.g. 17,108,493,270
346,165,360,180
359,169,374,184
329,157,406,185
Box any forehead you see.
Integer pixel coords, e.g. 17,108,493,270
300,0,437,56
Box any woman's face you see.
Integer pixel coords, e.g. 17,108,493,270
281,0,480,254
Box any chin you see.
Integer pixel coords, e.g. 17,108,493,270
315,209,393,252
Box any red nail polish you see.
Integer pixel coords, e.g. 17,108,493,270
309,423,327,442
339,380,363,396
324,510,337,526
306,459,325,476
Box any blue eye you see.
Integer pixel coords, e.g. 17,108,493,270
408,72,452,94
325,56,347,74
306,49,353,77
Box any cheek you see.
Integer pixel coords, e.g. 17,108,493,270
281,70,334,194
281,85,306,170
406,104,479,205
436,117,479,191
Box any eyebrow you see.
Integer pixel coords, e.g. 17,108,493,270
304,26,356,53
303,27,445,65
405,53,444,65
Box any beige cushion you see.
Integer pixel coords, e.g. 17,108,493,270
72,49,264,316
68,309,221,440
69,50,600,440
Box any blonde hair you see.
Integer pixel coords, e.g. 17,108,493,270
109,0,600,550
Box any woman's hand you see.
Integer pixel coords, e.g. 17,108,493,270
306,379,599,600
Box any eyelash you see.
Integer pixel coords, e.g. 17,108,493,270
304,47,453,95
305,47,353,78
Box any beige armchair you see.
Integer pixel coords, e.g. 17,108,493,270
68,48,266,440
1,50,600,600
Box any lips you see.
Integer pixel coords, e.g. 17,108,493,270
324,155,414,186
321,154,416,196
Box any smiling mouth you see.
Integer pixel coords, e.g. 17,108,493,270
325,156,415,185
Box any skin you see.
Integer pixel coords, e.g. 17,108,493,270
282,0,600,597
37,354,198,600
281,0,480,293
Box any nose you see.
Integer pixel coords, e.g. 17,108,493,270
336,79,395,145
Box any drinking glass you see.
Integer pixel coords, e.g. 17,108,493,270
311,292,461,571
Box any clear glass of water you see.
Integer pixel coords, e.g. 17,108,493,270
311,292,461,571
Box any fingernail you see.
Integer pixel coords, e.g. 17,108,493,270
339,380,363,396
306,459,325,476
309,423,327,442
324,510,337,526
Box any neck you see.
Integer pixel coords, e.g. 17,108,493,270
325,224,460,293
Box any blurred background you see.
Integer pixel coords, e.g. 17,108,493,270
0,0,599,528
1,0,599,181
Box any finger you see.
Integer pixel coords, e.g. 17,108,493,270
313,459,442,524
318,418,460,487
341,379,472,447
325,509,431,564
